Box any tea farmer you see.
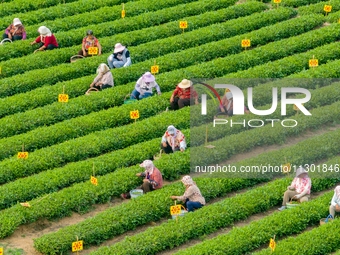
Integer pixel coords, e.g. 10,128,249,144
2,18,26,41
30,26,58,52
215,90,249,118
78,30,102,56
171,175,205,212
278,167,311,211
170,79,199,110
85,63,113,95
107,43,131,68
329,186,340,218
130,72,161,100
161,125,186,154
121,160,163,199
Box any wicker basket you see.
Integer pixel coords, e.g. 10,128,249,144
286,198,300,209
0,38,12,45
320,215,333,226
70,55,84,63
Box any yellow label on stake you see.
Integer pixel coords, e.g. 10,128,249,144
0,247,3,255
309,59,318,67
273,0,281,3
0,67,2,74
20,202,31,207
241,39,251,48
121,10,126,18
130,110,140,119
58,94,69,103
88,46,98,55
170,205,182,215
324,5,332,12
269,238,276,251
282,163,291,173
90,176,98,186
151,65,159,74
17,152,28,159
72,240,83,252
179,21,188,29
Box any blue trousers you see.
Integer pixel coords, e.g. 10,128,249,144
185,199,203,212
130,89,152,100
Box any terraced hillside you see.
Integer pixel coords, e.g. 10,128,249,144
0,0,339,254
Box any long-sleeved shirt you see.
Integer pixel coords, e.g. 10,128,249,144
331,193,340,207
135,77,161,95
291,177,311,195
145,167,163,189
5,24,26,39
93,71,114,86
35,34,58,48
177,185,205,205
161,129,186,151
172,86,198,100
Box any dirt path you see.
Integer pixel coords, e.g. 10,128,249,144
1,124,338,255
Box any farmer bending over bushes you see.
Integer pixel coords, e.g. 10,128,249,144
121,160,163,199
278,167,311,211
329,186,340,218
130,72,161,100
161,125,186,154
2,18,26,41
31,26,58,53
85,63,113,95
107,43,131,69
171,175,205,212
170,79,199,110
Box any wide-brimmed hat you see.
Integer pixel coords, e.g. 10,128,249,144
139,160,154,170
142,72,155,83
295,167,308,177
38,26,51,36
114,43,126,53
178,79,192,89
13,18,22,26
182,175,194,186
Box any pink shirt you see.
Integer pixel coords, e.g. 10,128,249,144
291,177,311,194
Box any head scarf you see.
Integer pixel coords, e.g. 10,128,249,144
295,167,308,178
167,125,177,151
140,160,154,175
182,175,194,186
96,63,110,74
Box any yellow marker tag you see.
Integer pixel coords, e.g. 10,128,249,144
72,241,83,252
269,238,276,251
130,110,140,119
151,65,159,74
273,0,281,3
17,152,28,159
179,21,188,29
324,5,332,12
241,39,251,48
90,176,98,186
0,67,2,74
58,94,69,103
122,10,126,18
309,59,318,67
282,163,291,173
88,46,98,55
225,88,231,93
293,104,304,111
20,202,31,207
0,247,3,255
170,205,182,215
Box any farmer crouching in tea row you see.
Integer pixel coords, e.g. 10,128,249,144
121,160,163,199
278,167,311,211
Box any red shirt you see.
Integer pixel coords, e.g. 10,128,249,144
172,86,198,99
35,34,58,48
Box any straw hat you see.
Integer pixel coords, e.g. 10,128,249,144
142,72,155,83
13,18,22,26
114,43,126,53
178,79,192,89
